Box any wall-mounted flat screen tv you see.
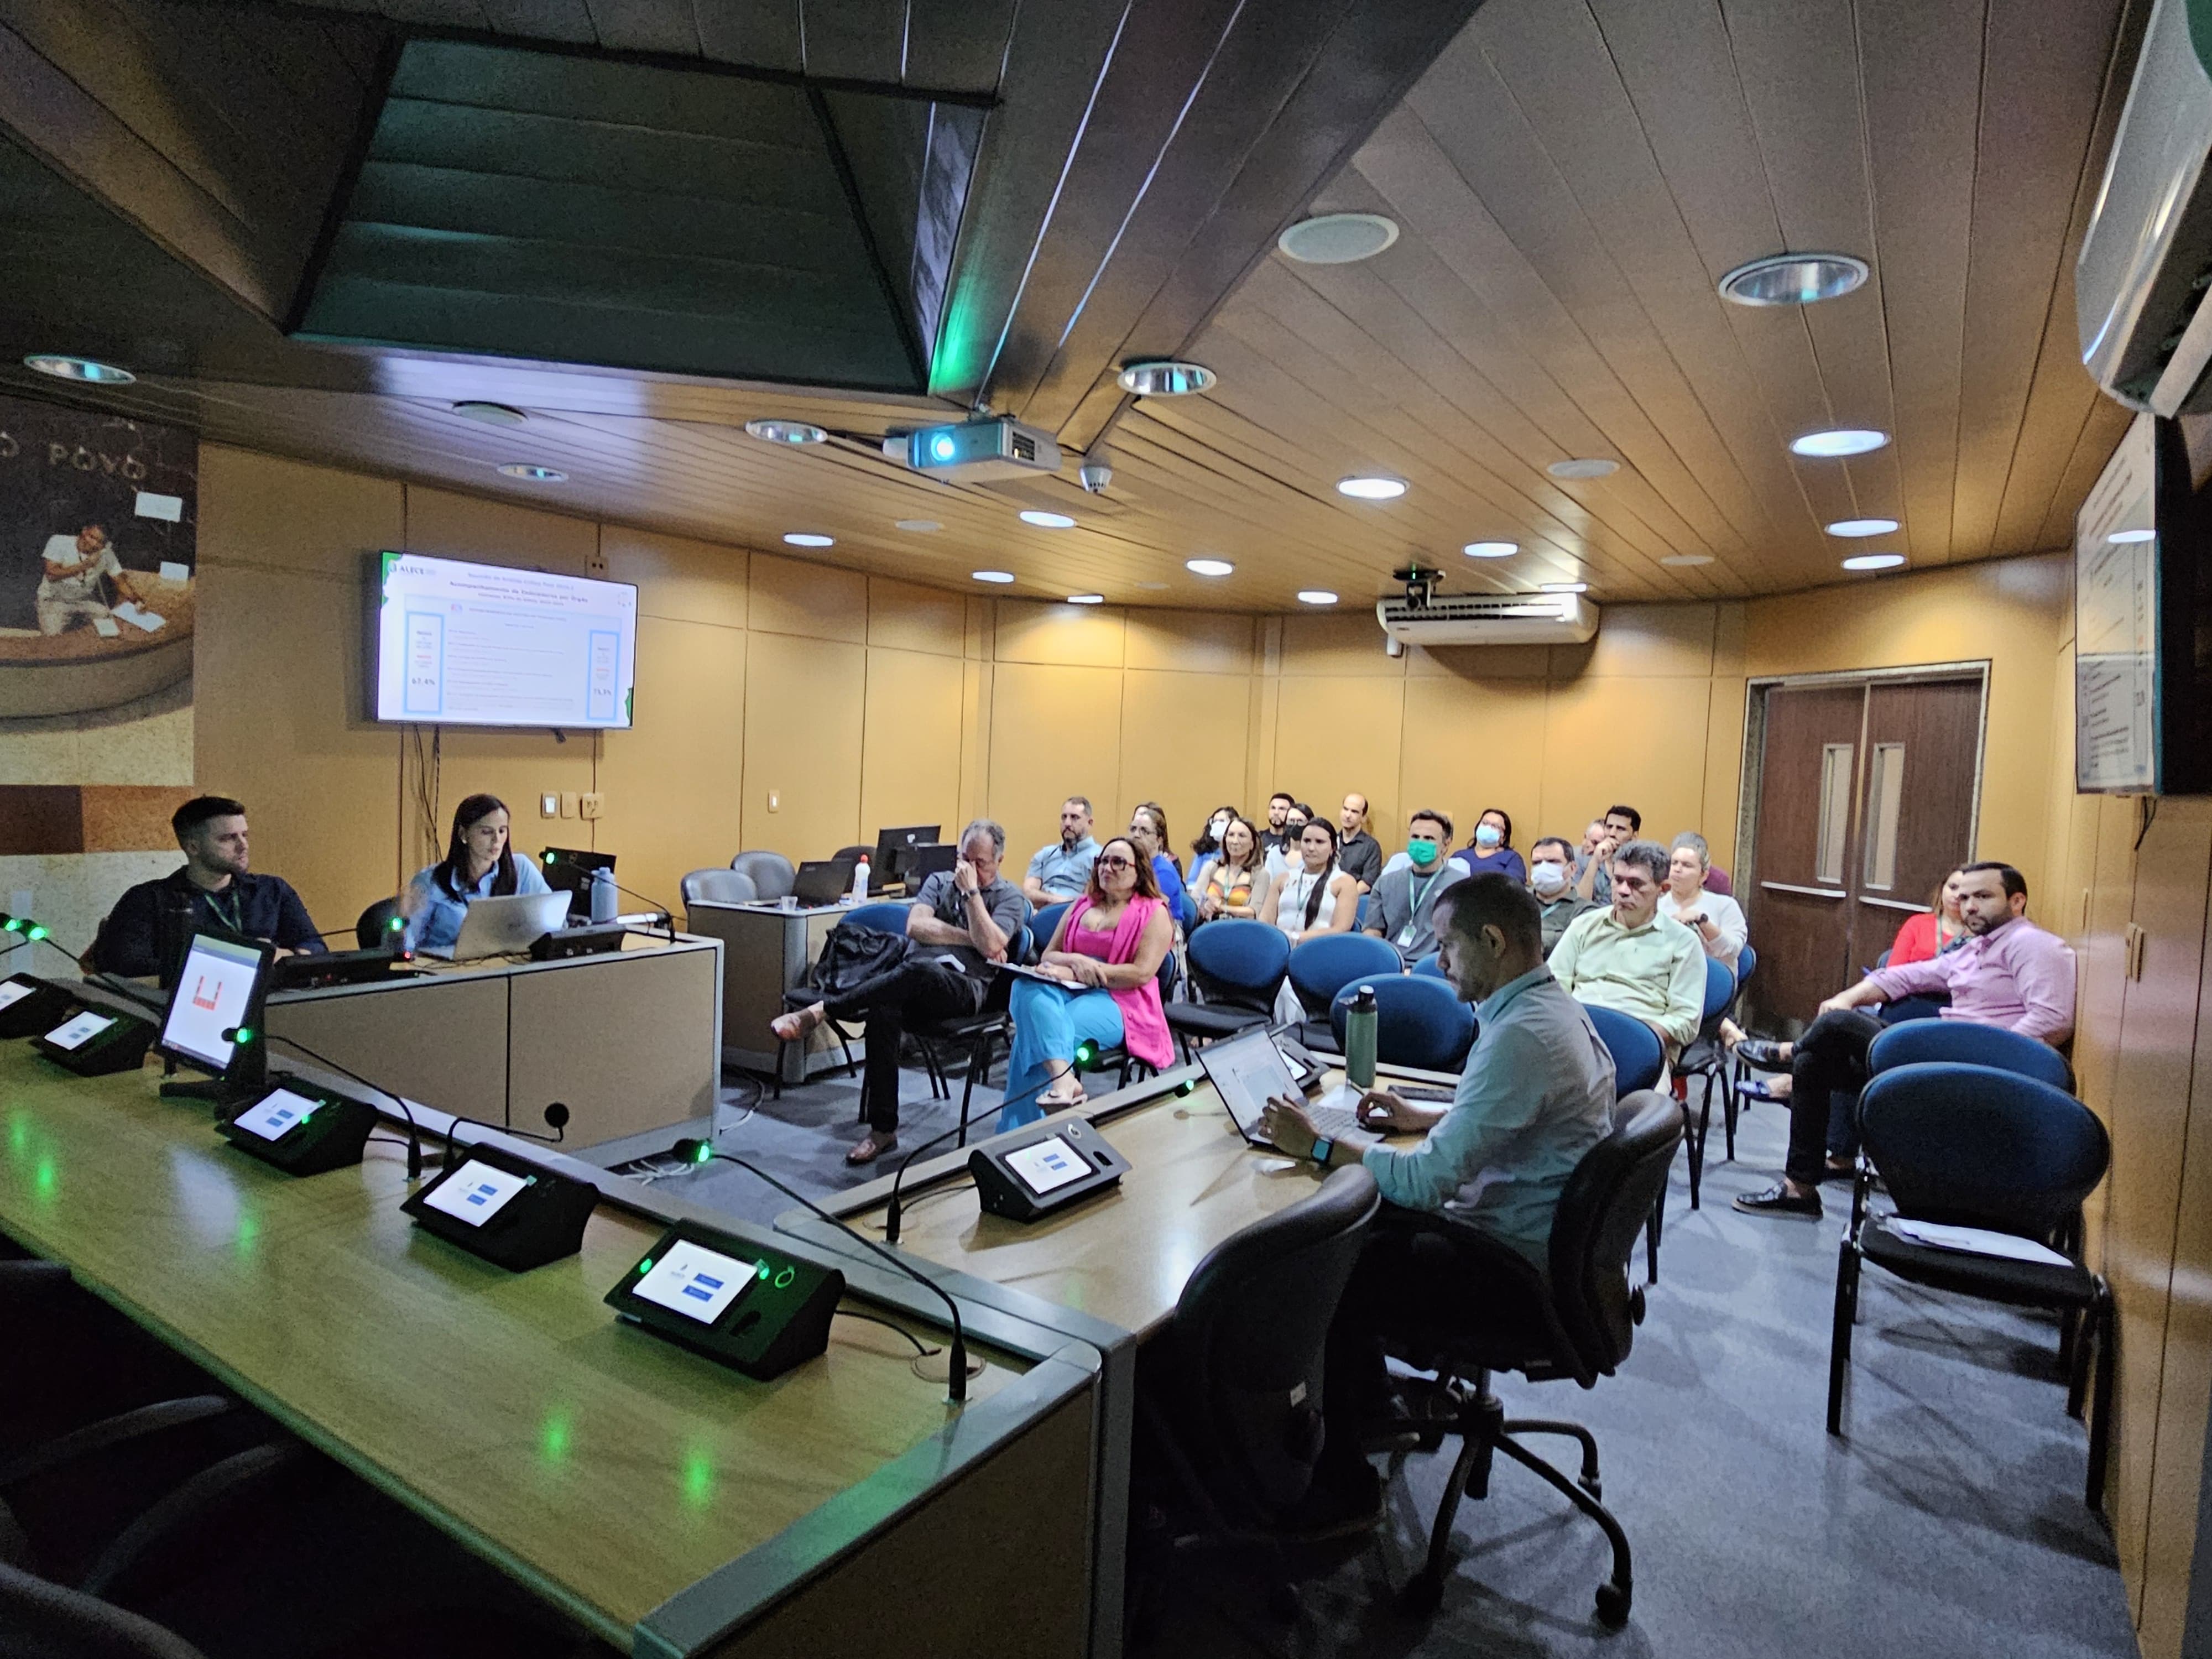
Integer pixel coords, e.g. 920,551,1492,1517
370,552,637,729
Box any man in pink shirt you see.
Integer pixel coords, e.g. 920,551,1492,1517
1734,862,2076,1219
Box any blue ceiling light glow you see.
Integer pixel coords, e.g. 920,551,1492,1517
930,434,958,463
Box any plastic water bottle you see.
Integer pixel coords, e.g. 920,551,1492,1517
1345,984,1379,1091
850,857,871,902
588,866,617,925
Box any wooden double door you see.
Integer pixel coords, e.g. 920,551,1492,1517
1743,673,1984,1032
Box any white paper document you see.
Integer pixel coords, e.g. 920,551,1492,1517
1887,1218,2073,1267
111,603,165,633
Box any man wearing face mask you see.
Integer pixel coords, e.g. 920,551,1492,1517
1363,809,1466,959
1527,836,1596,955
1263,874,1618,1522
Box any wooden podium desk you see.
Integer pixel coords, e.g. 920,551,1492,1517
263,933,722,1153
0,1041,1103,1658
681,900,872,1084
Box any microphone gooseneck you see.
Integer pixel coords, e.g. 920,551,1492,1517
885,1116,978,1246
262,1031,427,1181
439,1101,570,1175
669,1139,971,1405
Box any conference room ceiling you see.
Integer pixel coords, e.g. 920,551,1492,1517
0,0,2142,612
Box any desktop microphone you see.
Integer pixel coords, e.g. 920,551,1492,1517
609,880,676,937
437,1101,570,1175
668,1139,975,1405
884,1115,985,1246
1,916,82,970
260,1030,428,1181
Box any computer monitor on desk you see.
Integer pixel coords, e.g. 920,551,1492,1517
870,825,940,890
158,928,274,1105
540,847,614,916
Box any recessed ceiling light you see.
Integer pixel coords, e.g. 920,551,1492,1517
1840,552,1907,571
24,354,134,384
1337,475,1407,500
453,400,526,426
1826,517,1899,538
783,533,833,547
1540,581,1589,593
495,463,566,482
1135,580,1170,591
1067,593,1105,605
1116,360,1216,397
972,570,1015,584
895,518,942,533
745,419,827,445
1547,458,1619,480
1019,510,1076,529
1297,590,1339,606
1279,212,1400,264
1463,541,1518,558
1186,559,1234,577
1661,554,1714,567
2107,528,2156,544
1719,252,1870,307
1790,427,1888,457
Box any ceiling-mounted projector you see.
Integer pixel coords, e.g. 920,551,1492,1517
888,418,1064,481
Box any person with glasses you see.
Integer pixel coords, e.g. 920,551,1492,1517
998,837,1175,1128
1127,802,1192,930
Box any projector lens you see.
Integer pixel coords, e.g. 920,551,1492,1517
931,435,957,462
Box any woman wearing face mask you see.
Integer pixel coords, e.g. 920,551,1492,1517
1460,807,1526,883
1186,804,1240,888
999,836,1174,1128
1197,816,1269,923
1127,802,1191,929
1525,836,1595,957
1657,831,1747,973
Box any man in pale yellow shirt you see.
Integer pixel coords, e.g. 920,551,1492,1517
1548,838,1705,1056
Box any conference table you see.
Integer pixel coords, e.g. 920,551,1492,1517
0,1026,1107,1658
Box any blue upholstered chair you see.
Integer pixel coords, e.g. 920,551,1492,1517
1674,956,1740,1210
1584,1005,1663,1095
1832,1061,2114,1512
1326,974,1477,1074
842,900,913,936
1164,920,1290,1061
1409,952,1448,980
1867,1020,2074,1092
1027,901,1073,963
1284,934,1404,1052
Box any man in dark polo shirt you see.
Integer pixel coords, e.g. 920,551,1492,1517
771,818,1030,1166
88,795,325,978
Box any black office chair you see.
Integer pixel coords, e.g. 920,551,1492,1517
352,898,402,952
1384,1092,1685,1625
0,1559,209,1659
1132,1165,1381,1619
1164,920,1289,1061
906,963,1022,1149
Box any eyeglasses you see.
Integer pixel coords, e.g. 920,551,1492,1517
1095,855,1135,871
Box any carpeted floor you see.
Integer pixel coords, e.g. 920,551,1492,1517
647,1062,2138,1659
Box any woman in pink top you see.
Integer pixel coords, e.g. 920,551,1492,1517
999,836,1175,1130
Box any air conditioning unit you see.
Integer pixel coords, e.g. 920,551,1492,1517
1375,593,1599,646
2078,0,2212,414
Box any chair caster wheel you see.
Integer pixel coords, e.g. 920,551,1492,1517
1399,1572,1444,1618
1594,1582,1631,1628
1266,1582,1300,1622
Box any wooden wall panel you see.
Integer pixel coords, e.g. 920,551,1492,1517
740,633,865,862
995,601,1126,669
1115,669,1253,866
986,662,1123,869
596,614,748,909
860,648,966,848
749,552,866,643
867,577,965,657
1398,673,1548,854
606,526,749,629
1269,675,1406,850
1540,675,1713,854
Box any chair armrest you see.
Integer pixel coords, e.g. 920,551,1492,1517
0,1398,235,1489
0,1260,74,1312
81,1442,304,1601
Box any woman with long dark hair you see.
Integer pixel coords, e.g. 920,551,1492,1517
998,836,1175,1128
1460,806,1526,882
399,792,552,954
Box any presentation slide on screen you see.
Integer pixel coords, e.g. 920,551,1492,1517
375,553,638,729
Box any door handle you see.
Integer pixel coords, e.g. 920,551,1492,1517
1759,881,1848,899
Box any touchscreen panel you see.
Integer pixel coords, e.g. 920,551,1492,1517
45,1010,114,1051
1005,1134,1090,1196
422,1160,530,1228
233,1088,321,1141
0,980,34,1012
632,1240,757,1325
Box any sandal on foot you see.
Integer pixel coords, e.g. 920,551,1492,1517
846,1131,898,1166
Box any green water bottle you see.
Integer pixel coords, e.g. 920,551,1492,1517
1345,984,1379,1091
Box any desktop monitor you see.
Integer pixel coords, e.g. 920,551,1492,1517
870,825,940,888
541,847,616,912
158,928,274,1099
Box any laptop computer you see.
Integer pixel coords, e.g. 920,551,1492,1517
433,891,573,962
1198,1026,1366,1150
793,857,857,907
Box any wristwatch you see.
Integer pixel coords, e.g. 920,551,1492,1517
1310,1135,1335,1165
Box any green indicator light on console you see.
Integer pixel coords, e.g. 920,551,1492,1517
637,1258,654,1275
25,926,46,942
757,1261,771,1280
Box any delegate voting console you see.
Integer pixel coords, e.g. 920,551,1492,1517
0,981,1108,1657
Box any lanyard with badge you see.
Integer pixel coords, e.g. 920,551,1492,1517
204,883,244,935
1398,866,1447,950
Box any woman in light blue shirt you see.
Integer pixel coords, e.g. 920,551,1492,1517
400,793,552,954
